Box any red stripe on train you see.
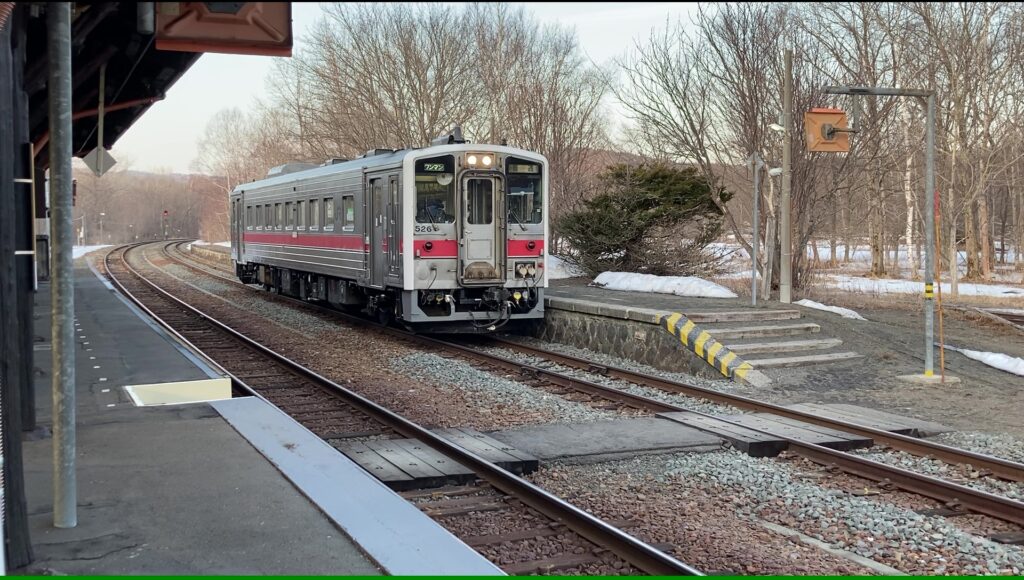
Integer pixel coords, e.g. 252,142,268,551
243,232,364,251
413,239,458,258
244,232,544,259
508,239,544,257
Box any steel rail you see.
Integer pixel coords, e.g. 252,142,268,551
426,341,1024,527
485,337,1024,483
102,243,259,399
116,242,703,576
160,242,1024,525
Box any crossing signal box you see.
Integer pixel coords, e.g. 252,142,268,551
804,108,850,152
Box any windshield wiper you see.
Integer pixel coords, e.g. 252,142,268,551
507,207,528,231
425,207,439,232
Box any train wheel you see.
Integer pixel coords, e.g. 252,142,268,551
377,306,393,326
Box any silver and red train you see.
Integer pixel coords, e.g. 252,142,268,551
228,129,548,332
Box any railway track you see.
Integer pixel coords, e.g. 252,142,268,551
161,240,1024,530
105,242,702,576
984,308,1024,328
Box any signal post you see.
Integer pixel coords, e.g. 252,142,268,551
813,86,957,385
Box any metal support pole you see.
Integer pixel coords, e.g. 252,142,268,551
780,49,793,303
48,1,76,529
822,84,938,379
137,2,155,35
924,94,936,376
97,63,105,175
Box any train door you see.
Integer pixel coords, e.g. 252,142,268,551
231,196,243,262
368,177,386,289
386,175,401,281
459,176,505,284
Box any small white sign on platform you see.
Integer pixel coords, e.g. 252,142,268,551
124,378,232,407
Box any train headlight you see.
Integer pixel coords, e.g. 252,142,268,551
513,291,522,301
467,154,478,165
482,155,493,166
527,264,537,277
517,264,529,278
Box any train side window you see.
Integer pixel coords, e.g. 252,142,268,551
309,199,320,231
254,205,261,230
286,202,295,230
342,195,355,231
246,206,253,230
265,204,272,229
275,203,283,230
324,197,335,231
297,200,306,231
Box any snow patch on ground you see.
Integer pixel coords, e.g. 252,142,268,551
795,298,867,320
945,346,1024,377
593,271,738,298
825,274,1024,297
194,240,231,248
546,255,585,280
72,245,111,259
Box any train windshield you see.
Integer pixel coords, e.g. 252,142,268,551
506,158,543,224
415,155,455,224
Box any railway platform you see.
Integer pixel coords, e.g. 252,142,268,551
539,279,864,383
19,255,500,575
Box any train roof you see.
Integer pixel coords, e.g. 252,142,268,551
231,143,547,195
232,148,410,194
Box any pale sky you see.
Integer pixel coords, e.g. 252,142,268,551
109,2,699,174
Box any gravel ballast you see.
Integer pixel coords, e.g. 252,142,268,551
477,345,740,416
931,431,1024,465
662,450,1024,574
500,335,740,393
532,455,874,575
853,448,1024,501
389,352,618,425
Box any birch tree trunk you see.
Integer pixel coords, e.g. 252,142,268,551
903,104,918,279
978,194,992,279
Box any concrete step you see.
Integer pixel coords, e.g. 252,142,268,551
746,351,864,369
727,338,843,355
707,322,820,339
685,310,802,323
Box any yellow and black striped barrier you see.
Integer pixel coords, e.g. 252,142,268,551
658,312,770,387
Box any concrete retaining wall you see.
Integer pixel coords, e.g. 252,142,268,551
190,243,232,268
534,301,723,380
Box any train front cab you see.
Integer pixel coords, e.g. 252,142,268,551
402,146,547,332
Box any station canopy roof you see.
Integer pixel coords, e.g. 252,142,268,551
23,3,200,168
